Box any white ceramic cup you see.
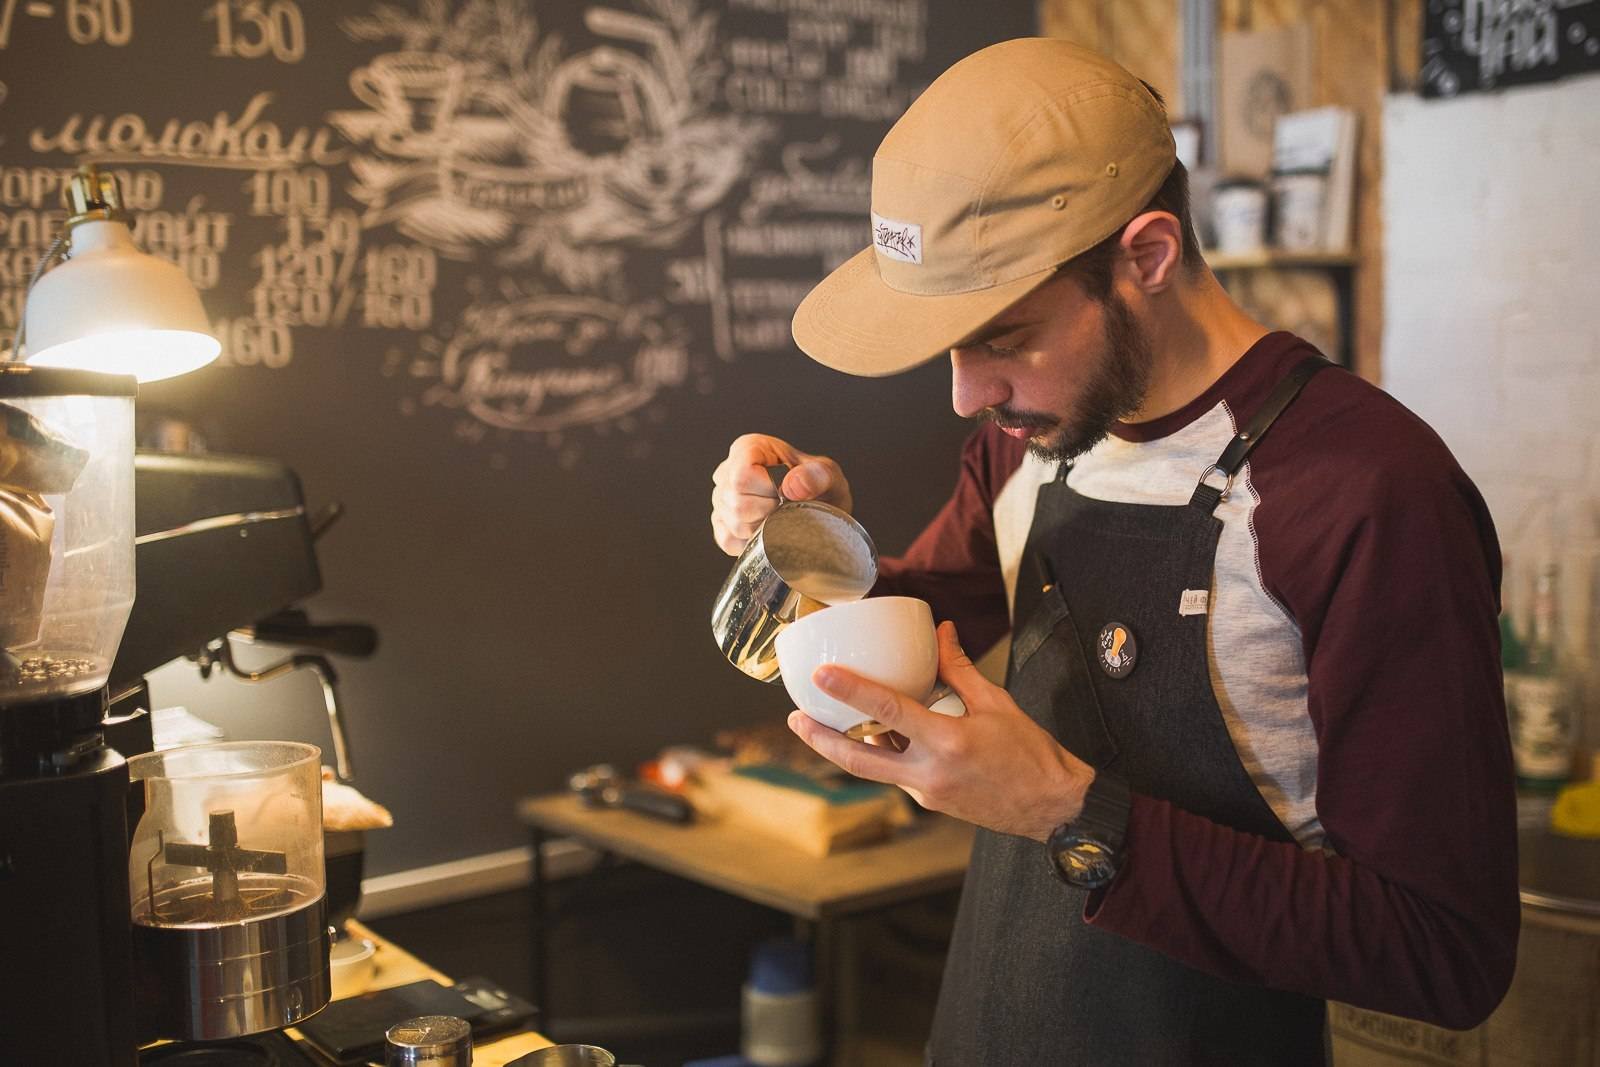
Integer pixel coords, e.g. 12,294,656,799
777,596,954,738
1212,181,1269,254
329,936,377,999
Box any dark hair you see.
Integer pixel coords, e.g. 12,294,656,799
1056,82,1205,303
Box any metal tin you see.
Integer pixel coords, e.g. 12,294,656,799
385,1013,474,1066
511,1044,625,1066
1519,824,1600,918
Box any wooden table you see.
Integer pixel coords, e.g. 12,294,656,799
515,793,974,1059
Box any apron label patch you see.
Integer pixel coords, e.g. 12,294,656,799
1097,622,1137,679
1179,589,1210,616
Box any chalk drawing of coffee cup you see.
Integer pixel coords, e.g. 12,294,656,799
350,51,468,147
544,47,674,161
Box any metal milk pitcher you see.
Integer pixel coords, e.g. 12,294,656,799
712,468,877,683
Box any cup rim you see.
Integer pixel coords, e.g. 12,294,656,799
127,740,322,782
776,594,931,643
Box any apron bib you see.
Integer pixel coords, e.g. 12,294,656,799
929,358,1333,1066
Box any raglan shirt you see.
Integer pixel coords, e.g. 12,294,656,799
875,331,1520,1029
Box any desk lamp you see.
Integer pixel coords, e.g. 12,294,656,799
15,163,219,381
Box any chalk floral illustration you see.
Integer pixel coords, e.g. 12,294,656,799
330,0,770,289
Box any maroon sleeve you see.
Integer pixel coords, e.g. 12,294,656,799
1086,380,1519,1030
873,425,1020,658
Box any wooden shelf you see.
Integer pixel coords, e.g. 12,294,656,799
1206,250,1359,270
1206,249,1361,369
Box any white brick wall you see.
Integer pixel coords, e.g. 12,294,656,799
1383,78,1600,668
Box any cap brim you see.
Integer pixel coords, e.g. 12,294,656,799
792,247,1056,377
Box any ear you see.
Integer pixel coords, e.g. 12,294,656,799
1117,211,1184,294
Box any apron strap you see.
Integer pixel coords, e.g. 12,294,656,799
1190,355,1334,513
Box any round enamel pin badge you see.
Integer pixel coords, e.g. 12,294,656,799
1097,622,1137,679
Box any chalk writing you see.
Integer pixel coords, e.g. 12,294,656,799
411,295,690,433
0,165,161,210
29,93,348,169
205,0,307,64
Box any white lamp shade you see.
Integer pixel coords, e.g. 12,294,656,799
23,219,220,383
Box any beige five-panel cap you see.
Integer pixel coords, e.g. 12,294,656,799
792,38,1177,377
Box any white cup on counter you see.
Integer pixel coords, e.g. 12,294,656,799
776,596,965,739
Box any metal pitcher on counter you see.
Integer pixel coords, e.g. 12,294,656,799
711,466,877,683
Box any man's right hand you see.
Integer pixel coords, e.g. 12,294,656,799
710,434,853,556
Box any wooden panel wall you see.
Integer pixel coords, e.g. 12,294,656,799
1039,0,1185,116
1038,0,1425,382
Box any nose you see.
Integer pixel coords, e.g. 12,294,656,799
950,346,1009,419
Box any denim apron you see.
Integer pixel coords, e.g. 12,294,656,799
928,358,1333,1066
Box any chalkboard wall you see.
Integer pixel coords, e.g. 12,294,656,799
0,0,1033,876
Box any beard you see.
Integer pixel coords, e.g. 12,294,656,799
979,292,1153,463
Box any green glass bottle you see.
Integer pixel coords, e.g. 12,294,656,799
1510,563,1576,792
1500,607,1525,673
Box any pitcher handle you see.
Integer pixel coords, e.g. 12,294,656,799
765,463,790,503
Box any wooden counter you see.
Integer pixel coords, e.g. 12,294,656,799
288,919,554,1066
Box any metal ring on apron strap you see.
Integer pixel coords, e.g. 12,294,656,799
1197,464,1235,501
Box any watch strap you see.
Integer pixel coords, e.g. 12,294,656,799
1047,771,1132,889
1073,769,1131,851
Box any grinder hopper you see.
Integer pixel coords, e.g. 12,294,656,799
127,740,331,1042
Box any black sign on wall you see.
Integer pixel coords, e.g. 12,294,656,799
1422,0,1600,98
0,1,1033,875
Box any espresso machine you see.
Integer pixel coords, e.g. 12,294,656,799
0,364,368,1064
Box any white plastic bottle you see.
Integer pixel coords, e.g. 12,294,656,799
742,937,822,1067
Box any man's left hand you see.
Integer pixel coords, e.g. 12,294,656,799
787,621,1097,842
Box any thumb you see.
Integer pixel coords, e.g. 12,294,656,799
782,460,833,502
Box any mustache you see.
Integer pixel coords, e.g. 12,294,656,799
975,406,1059,432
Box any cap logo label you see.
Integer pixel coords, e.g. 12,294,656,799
871,212,923,265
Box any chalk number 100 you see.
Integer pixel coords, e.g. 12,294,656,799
205,0,304,63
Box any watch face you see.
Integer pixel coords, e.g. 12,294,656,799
1054,834,1118,888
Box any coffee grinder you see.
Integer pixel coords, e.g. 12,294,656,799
0,366,334,1064
0,364,143,1065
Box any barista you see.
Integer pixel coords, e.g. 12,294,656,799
709,39,1518,1065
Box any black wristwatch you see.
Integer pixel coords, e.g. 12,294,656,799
1046,771,1131,889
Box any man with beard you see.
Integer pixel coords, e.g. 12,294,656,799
709,39,1517,1065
